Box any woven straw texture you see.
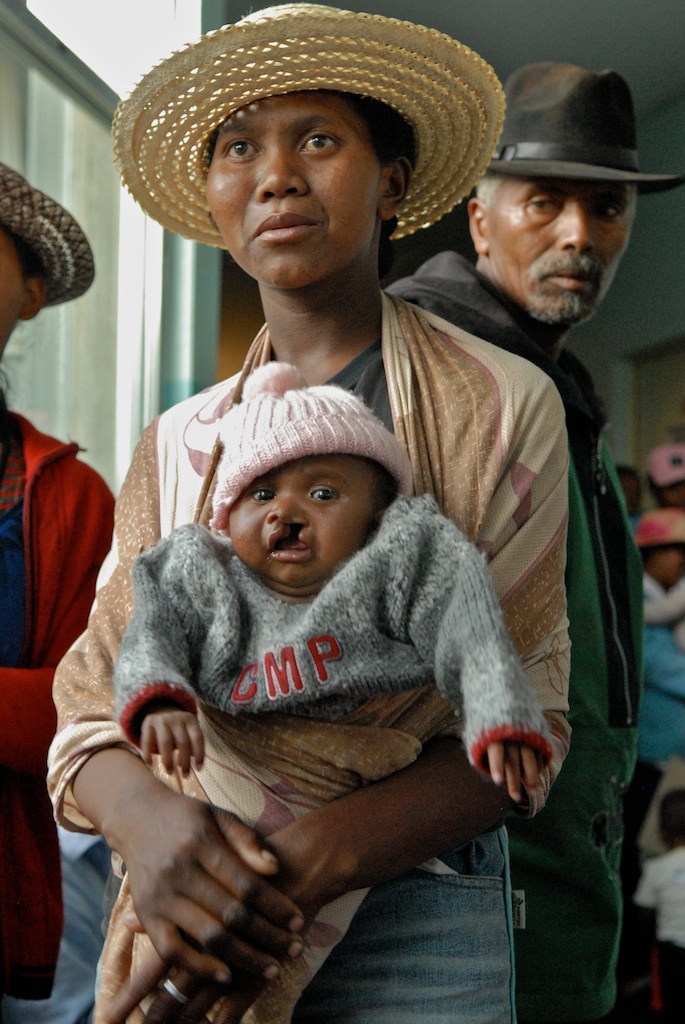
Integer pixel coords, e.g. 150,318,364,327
0,163,94,305
113,3,505,244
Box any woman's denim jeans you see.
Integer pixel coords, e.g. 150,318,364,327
293,827,515,1024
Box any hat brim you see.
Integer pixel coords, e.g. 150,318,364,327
0,163,94,305
488,158,685,194
113,3,505,243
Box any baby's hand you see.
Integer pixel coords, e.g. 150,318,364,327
486,741,542,804
140,706,205,775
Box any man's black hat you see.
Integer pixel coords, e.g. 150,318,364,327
489,62,685,193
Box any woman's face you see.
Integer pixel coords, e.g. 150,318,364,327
205,91,408,294
0,228,46,357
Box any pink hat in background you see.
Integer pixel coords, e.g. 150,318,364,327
634,508,685,549
646,443,685,487
211,363,414,531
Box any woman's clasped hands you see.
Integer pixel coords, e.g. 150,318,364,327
99,776,309,1024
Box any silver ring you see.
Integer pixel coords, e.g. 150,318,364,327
163,978,190,1005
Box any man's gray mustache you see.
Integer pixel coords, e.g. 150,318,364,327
531,255,604,286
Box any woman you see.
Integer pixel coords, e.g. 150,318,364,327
48,6,571,1022
0,164,114,1012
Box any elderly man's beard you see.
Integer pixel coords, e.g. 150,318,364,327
525,253,608,326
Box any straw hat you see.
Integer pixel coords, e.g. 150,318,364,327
113,3,505,245
0,163,94,305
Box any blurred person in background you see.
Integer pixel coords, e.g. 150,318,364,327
0,164,114,1022
617,464,642,529
621,509,685,1005
647,443,685,511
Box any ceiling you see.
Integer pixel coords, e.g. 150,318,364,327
224,0,685,120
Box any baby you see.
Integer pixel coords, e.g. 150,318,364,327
633,788,685,1023
114,362,552,1021
635,508,685,652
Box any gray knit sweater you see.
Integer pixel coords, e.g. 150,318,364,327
115,494,551,771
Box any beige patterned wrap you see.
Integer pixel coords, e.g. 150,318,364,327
48,295,571,1021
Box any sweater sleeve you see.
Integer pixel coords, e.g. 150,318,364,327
114,530,204,743
379,497,552,774
433,537,553,773
0,667,57,776
114,525,245,743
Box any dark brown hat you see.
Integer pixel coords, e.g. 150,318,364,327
489,62,685,193
0,163,94,305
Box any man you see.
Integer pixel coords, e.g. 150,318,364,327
389,62,685,1023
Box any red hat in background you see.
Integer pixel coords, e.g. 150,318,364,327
634,508,685,549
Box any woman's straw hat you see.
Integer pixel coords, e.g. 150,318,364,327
113,3,505,245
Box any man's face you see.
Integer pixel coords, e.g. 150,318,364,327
469,176,636,328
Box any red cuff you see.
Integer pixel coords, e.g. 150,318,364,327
120,683,197,745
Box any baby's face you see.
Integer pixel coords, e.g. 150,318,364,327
227,454,386,602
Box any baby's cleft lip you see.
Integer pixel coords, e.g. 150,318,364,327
267,524,314,560
269,544,314,563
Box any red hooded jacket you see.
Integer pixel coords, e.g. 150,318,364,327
0,414,114,998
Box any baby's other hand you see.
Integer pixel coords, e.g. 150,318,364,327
486,741,542,804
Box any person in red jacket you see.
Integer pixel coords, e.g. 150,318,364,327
0,163,114,1012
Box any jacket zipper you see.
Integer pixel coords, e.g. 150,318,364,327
590,431,634,726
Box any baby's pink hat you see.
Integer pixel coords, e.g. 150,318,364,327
647,443,685,487
211,363,413,531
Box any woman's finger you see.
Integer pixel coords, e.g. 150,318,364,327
145,973,227,1024
101,947,168,1024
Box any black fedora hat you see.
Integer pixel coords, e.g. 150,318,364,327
489,62,685,193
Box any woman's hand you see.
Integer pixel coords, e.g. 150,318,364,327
102,954,261,1024
91,738,510,1023
73,748,305,984
267,736,512,914
121,790,304,979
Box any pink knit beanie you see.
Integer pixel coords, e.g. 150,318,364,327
646,443,685,487
210,363,414,531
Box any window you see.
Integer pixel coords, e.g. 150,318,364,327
0,1,219,493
